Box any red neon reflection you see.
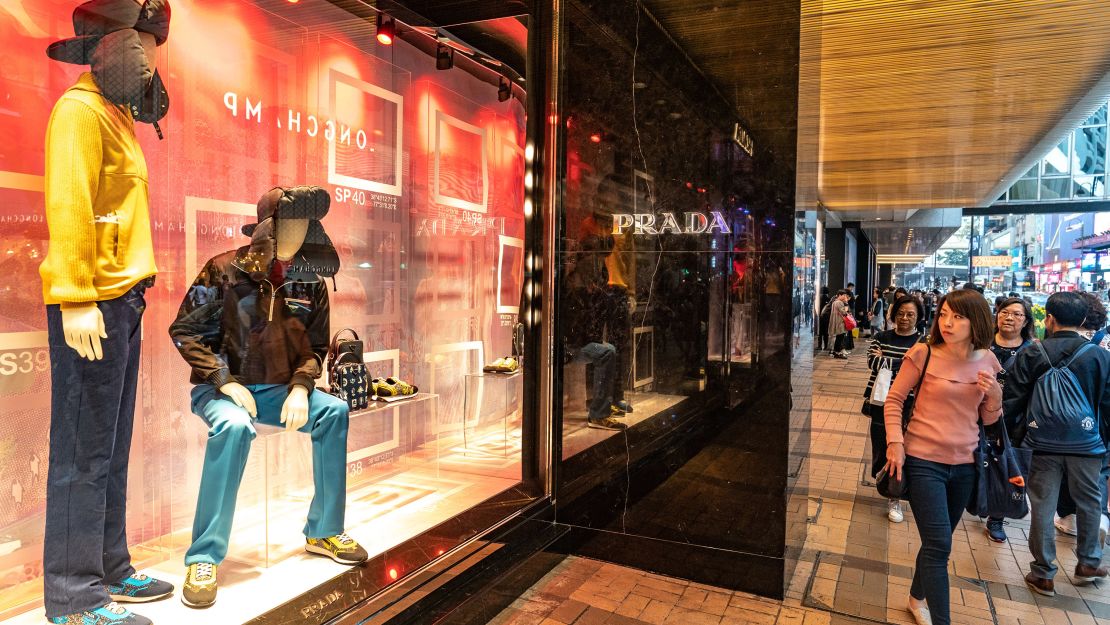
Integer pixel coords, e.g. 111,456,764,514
388,568,399,580
589,133,602,143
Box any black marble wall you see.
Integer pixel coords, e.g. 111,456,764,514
552,0,802,599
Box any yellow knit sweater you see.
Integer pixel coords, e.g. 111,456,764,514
39,72,157,307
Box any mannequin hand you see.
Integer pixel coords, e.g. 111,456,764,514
61,304,107,361
220,382,257,418
281,386,309,431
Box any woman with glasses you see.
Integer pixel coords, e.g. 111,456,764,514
982,297,1036,543
865,295,925,523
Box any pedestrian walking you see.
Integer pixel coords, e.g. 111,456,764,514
829,289,851,359
864,295,923,523
884,289,1003,625
1003,292,1110,597
982,297,1035,543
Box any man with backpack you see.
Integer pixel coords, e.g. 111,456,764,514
1004,292,1110,597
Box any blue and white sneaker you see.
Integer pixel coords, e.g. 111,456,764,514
106,573,174,603
47,601,152,625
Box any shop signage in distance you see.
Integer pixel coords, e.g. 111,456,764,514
732,122,754,156
612,211,731,236
971,255,1011,267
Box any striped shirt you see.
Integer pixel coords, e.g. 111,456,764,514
864,330,923,400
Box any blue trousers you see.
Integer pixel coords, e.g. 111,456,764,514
43,282,150,618
905,455,976,625
185,384,349,565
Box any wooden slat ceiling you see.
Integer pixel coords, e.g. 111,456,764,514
645,0,1110,214
806,0,1110,212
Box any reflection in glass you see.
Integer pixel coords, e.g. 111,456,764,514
1043,136,1071,175
1009,179,1039,201
1072,176,1105,198
1074,126,1106,175
1039,176,1071,199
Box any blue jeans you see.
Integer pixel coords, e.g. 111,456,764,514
905,455,976,625
571,342,616,421
185,384,349,565
43,281,151,618
1028,454,1104,580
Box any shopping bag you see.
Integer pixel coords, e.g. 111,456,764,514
967,422,1032,519
844,313,858,331
870,364,892,404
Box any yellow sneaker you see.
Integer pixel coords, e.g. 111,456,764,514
306,533,369,564
181,562,218,608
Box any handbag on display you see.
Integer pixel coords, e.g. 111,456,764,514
877,345,931,499
327,328,370,411
966,420,1032,519
844,313,858,331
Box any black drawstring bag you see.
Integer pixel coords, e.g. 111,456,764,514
876,345,931,499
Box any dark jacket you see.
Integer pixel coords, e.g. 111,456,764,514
169,187,339,393
1002,331,1110,449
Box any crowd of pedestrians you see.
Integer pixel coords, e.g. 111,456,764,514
842,283,1110,625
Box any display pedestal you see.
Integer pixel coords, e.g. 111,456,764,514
225,393,440,568
461,371,522,457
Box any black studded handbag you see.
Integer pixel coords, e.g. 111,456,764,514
327,328,370,411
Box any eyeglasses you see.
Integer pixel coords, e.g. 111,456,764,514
998,311,1026,320
895,312,917,319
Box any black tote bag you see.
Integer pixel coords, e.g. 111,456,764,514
967,420,1032,519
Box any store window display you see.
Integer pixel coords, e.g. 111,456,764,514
0,0,531,622
40,1,173,624
169,186,366,609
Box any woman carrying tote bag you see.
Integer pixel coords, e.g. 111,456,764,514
865,295,925,524
884,289,1004,625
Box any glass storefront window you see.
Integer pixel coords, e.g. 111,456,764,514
0,0,532,621
1042,136,1071,176
1073,176,1105,198
1039,176,1072,199
1009,178,1039,201
1083,104,1108,127
1074,125,1107,174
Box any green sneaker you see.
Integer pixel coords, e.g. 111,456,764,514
306,533,369,564
375,377,418,397
182,562,218,608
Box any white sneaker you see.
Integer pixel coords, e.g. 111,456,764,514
907,596,932,625
1055,514,1078,536
888,499,904,523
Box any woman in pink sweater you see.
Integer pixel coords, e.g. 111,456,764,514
884,289,1003,625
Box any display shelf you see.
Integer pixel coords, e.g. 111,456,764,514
225,393,440,568
461,370,522,458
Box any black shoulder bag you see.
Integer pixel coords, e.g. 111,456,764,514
327,328,370,411
877,345,931,499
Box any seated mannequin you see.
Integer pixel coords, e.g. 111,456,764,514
168,186,365,609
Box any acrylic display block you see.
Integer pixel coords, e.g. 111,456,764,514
224,394,439,568
461,371,523,458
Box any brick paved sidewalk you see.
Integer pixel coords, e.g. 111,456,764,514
487,336,1110,625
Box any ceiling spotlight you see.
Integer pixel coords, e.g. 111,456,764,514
498,76,511,102
436,43,454,70
376,13,395,45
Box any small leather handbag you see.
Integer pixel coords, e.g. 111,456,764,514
327,328,370,411
877,345,931,499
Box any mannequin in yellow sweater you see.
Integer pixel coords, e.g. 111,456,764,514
40,1,173,623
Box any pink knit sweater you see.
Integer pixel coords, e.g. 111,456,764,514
884,343,1002,465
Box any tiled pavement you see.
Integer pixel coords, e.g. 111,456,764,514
487,334,1110,625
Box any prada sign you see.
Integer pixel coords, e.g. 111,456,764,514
612,211,731,235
